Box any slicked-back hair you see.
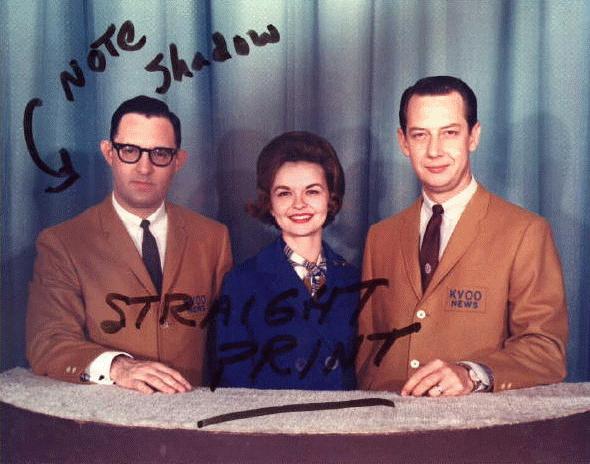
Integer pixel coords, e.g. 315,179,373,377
399,76,478,133
110,95,182,147
248,131,345,228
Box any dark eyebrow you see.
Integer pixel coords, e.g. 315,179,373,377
112,141,177,151
272,183,325,193
272,185,290,193
408,123,461,132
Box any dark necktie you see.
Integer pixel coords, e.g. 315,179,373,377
140,219,163,295
420,204,444,292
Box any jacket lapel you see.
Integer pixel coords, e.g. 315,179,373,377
324,244,345,286
422,186,490,299
97,196,155,294
256,239,307,299
400,198,423,300
162,202,188,294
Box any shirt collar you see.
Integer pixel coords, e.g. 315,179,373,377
283,243,324,267
422,177,478,216
111,193,166,227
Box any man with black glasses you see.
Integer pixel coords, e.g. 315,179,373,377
26,96,232,394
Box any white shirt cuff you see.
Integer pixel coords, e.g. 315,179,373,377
86,351,132,384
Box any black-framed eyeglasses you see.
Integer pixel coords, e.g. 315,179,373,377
111,142,178,167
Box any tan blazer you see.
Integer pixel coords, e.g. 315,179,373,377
356,185,568,392
26,196,232,385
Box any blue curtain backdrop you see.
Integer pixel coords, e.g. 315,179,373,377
1,0,589,382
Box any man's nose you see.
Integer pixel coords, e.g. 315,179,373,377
135,151,154,173
427,135,441,158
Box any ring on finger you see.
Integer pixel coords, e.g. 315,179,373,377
431,384,444,395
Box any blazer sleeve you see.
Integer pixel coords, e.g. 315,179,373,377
355,226,378,389
475,217,568,391
212,225,233,300
26,229,110,383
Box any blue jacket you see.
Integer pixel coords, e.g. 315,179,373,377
211,238,360,390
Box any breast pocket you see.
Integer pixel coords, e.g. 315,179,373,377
445,285,487,314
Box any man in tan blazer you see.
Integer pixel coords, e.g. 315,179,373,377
356,76,567,396
26,96,232,394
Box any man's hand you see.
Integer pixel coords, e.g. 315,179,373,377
401,359,474,397
110,356,192,394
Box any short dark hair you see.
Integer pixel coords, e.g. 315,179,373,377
248,131,345,228
110,95,182,147
399,76,478,133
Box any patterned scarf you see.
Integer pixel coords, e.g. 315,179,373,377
284,244,327,298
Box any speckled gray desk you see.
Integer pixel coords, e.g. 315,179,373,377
1,368,589,463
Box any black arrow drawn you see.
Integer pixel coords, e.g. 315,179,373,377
23,98,80,193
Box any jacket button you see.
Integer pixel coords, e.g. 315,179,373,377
295,358,307,372
416,310,427,319
410,359,420,369
324,356,339,371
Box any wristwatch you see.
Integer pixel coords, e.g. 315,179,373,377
457,362,493,392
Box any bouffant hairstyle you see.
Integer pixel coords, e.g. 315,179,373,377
248,131,345,228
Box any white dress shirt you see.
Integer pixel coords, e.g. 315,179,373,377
419,176,478,257
112,194,168,269
85,194,168,385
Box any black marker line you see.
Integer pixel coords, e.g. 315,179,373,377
197,397,395,428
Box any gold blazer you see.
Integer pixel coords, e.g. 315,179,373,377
356,186,568,392
26,196,232,385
